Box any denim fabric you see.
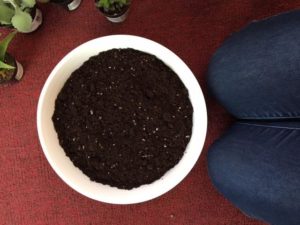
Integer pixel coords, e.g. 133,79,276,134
208,122,300,225
207,9,300,225
208,10,300,120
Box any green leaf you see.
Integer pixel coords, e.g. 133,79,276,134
3,0,18,8
0,4,14,24
21,0,35,9
99,0,109,9
0,0,9,6
11,7,32,32
0,60,15,69
0,31,17,61
96,0,129,9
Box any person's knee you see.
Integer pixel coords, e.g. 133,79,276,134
208,10,300,119
208,122,300,225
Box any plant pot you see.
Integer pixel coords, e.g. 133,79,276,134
30,8,43,33
104,9,130,23
0,7,42,33
51,0,82,11
97,2,131,23
0,54,23,84
21,7,43,33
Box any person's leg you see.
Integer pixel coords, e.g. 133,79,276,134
206,10,300,225
207,10,300,120
207,122,300,225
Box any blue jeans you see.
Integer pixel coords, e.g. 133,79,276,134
207,10,300,225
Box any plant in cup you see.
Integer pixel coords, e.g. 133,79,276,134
0,0,42,33
37,0,81,11
95,0,131,23
0,31,23,83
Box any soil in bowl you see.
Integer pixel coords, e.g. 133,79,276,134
52,49,193,189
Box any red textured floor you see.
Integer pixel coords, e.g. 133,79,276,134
1,1,299,225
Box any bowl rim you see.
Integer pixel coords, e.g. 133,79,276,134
37,35,207,204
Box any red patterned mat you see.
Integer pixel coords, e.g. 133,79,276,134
1,1,299,224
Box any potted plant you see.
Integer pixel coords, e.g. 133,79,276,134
0,0,42,33
38,0,81,11
0,31,23,83
95,0,131,23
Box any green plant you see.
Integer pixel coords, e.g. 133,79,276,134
0,31,17,70
95,0,128,12
0,0,36,32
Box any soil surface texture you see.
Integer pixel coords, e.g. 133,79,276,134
52,48,193,189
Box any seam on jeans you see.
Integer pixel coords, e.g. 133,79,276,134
237,122,300,130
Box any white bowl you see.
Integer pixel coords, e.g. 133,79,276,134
37,35,207,204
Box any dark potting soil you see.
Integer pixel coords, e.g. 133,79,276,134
51,0,72,4
52,48,193,189
0,54,16,83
